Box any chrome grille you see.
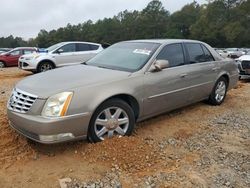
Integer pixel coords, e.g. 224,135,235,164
8,88,37,113
242,60,250,70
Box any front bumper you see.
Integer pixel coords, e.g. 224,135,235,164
239,74,250,80
238,61,250,80
7,109,91,144
18,59,37,71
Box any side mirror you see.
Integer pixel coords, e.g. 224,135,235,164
57,49,64,54
5,53,10,56
150,59,170,72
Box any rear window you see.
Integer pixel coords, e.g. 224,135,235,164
77,43,91,51
201,45,214,61
186,43,214,63
90,44,99,50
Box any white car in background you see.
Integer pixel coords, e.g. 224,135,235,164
19,41,103,73
215,49,229,58
236,52,250,79
225,48,245,59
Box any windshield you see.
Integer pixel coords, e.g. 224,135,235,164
46,42,65,52
86,42,160,72
2,49,14,55
227,48,238,51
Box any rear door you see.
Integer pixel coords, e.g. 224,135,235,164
53,43,77,66
76,43,100,63
183,42,218,102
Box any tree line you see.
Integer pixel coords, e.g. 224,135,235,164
0,0,249,48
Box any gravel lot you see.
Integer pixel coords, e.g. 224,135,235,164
0,68,249,188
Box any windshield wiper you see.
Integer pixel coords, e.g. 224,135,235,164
96,65,118,70
97,65,109,69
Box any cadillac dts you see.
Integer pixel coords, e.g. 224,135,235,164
7,39,238,144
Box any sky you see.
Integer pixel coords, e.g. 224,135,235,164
0,0,207,39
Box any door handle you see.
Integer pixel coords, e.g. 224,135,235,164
180,73,188,78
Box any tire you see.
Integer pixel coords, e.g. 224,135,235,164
0,61,5,68
37,61,54,73
208,77,228,105
88,99,135,143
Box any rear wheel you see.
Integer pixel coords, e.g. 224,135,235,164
0,61,5,68
208,77,228,105
37,61,54,73
88,99,135,143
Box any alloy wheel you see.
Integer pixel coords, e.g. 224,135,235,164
40,63,53,72
0,62,5,68
94,107,129,140
215,81,226,103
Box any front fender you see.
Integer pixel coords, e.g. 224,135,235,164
67,75,144,118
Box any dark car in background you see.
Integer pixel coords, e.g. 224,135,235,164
0,47,37,68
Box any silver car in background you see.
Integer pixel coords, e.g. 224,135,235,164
7,39,238,144
18,41,103,73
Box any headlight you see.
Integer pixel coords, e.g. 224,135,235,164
24,54,40,60
42,92,73,117
236,60,241,65
34,54,40,59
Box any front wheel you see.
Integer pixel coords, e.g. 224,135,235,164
0,61,5,68
88,99,135,143
208,77,228,105
37,62,54,73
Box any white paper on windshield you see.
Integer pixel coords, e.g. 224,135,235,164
133,49,151,55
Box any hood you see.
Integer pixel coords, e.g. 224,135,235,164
238,55,250,61
20,52,44,58
16,65,131,98
20,53,37,58
20,50,49,59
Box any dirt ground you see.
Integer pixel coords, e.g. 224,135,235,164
0,67,249,188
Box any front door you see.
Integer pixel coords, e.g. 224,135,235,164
54,43,77,67
143,43,191,117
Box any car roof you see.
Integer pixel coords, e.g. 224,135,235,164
125,39,204,45
62,41,101,46
13,47,36,50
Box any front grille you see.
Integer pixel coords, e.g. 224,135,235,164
8,88,37,113
242,61,250,70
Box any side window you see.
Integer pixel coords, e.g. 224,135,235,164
59,44,76,53
76,43,91,52
10,50,21,56
186,43,212,63
156,43,185,68
201,45,215,62
90,44,99,50
23,50,34,55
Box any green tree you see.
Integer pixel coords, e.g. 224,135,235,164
166,2,202,38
